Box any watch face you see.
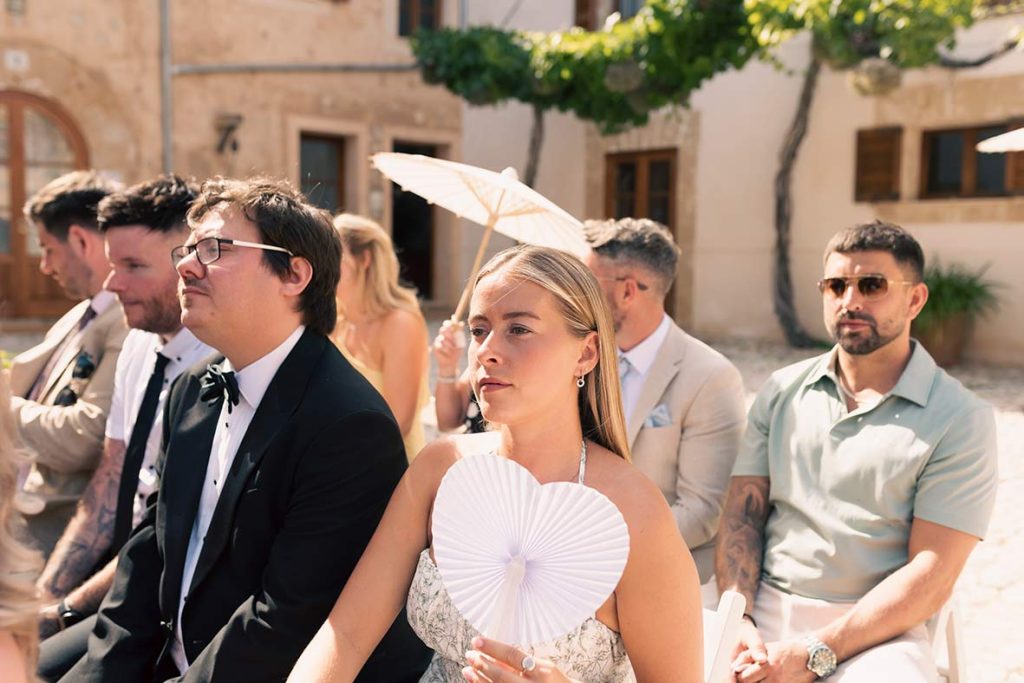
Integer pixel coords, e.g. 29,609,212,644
809,647,837,676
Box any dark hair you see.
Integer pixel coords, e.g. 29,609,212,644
98,175,199,234
824,220,925,281
23,170,122,241
583,217,680,293
187,177,341,336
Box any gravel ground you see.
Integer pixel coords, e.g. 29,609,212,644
4,326,1021,679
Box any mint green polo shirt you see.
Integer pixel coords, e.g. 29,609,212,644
733,342,998,603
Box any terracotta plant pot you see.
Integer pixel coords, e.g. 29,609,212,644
914,312,970,368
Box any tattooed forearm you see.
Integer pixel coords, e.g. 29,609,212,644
715,476,770,608
38,438,126,599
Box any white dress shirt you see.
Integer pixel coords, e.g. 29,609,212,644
171,325,305,673
105,327,212,527
618,313,671,425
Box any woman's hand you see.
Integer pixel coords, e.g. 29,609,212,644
432,319,465,377
462,636,579,683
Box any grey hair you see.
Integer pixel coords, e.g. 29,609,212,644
583,218,680,293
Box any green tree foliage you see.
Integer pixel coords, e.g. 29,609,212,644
412,0,758,134
748,0,978,70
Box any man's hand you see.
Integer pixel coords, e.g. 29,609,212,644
734,640,815,683
39,603,62,640
730,618,767,680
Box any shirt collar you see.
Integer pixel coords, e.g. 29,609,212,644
224,326,305,409
803,341,936,408
621,313,671,376
889,341,937,407
90,289,117,315
157,327,208,365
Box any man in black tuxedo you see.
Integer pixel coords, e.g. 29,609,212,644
62,178,430,682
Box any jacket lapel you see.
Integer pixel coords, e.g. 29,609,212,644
187,331,326,593
627,325,688,447
160,383,222,611
8,305,82,398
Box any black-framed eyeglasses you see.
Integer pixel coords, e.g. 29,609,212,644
170,237,294,267
598,275,649,292
817,275,915,301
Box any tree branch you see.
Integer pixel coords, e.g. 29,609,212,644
772,48,822,348
938,39,1019,69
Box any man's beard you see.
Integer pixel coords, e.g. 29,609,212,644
829,311,900,355
136,296,183,335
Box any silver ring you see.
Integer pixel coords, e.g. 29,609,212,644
520,654,536,673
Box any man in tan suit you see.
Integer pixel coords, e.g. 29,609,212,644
584,218,746,584
7,171,126,556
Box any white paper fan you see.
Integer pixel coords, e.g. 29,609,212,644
431,453,630,647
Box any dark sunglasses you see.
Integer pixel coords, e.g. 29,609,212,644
817,275,915,300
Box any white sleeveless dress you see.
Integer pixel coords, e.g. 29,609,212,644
405,443,636,682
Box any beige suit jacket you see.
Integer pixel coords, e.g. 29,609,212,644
7,298,127,553
626,323,746,583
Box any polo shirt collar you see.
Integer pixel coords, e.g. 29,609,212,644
802,341,936,408
889,341,936,407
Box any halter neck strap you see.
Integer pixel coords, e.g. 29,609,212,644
577,440,588,485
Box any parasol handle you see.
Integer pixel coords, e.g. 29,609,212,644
451,216,497,322
485,555,527,644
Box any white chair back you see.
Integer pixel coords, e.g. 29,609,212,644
927,596,965,683
703,590,745,683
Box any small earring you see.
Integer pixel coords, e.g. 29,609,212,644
576,375,585,388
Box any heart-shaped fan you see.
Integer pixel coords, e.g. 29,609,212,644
431,453,630,647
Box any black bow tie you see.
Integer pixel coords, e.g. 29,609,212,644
200,364,240,413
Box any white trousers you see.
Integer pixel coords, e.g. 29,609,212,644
752,582,940,682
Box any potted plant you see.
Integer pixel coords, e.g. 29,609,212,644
912,261,1000,367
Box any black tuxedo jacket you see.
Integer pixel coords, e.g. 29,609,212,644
64,330,429,682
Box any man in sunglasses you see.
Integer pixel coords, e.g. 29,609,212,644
717,221,997,682
62,178,429,682
583,217,747,589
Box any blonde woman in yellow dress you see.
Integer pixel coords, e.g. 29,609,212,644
331,214,430,460
0,373,42,683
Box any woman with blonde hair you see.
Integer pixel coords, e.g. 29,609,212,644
291,245,703,683
332,213,430,460
0,373,42,683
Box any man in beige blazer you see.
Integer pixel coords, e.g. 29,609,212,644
584,218,746,584
6,170,126,555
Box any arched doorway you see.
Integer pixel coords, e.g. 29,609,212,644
1,90,89,318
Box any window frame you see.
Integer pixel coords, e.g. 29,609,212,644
299,133,346,213
398,0,442,37
604,147,677,231
919,123,1018,200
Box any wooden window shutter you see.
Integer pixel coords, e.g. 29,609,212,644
1006,151,1024,194
575,0,596,30
854,127,902,202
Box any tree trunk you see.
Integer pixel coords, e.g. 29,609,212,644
523,104,545,188
773,49,821,348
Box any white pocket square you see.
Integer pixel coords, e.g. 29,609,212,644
643,404,672,428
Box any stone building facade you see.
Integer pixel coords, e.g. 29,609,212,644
1,0,463,318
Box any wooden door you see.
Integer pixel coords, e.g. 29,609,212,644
0,90,88,318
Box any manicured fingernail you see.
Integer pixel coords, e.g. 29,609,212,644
465,650,479,664
471,636,484,648
461,667,475,682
